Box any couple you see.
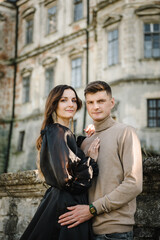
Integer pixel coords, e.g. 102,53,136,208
20,81,142,240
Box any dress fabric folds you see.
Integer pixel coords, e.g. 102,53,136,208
20,123,98,240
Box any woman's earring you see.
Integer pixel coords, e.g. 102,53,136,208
52,112,57,123
70,118,74,133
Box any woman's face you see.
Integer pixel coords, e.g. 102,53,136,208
56,89,77,121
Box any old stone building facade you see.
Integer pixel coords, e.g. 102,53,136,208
0,0,160,173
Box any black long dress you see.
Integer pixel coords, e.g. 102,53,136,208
20,123,98,240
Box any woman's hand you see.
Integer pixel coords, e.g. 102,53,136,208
84,124,95,137
87,137,100,161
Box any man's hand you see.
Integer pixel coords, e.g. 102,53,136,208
58,205,93,228
84,124,95,137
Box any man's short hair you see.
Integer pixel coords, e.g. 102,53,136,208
84,81,112,96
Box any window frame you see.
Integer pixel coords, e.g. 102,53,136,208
22,75,30,103
73,0,83,22
147,99,160,128
17,131,25,152
136,12,160,61
71,57,82,89
25,16,34,45
46,4,57,35
107,28,119,66
144,23,160,59
44,66,54,97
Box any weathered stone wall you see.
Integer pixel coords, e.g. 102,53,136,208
134,157,160,240
0,170,46,240
0,2,16,174
0,157,160,240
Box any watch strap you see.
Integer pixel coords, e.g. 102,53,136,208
89,204,97,216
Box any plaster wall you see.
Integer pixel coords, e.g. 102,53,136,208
96,0,160,82
111,81,160,154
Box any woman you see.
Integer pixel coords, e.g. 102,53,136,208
20,85,99,240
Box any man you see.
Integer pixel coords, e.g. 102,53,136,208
59,81,142,240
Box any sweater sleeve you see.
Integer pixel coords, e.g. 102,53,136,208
93,126,143,214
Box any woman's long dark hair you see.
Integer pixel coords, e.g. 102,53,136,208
36,85,82,151
36,85,82,179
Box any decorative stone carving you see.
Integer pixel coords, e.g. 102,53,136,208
69,47,83,57
20,67,33,77
42,56,57,67
21,7,36,18
44,0,56,7
135,5,160,16
103,14,122,28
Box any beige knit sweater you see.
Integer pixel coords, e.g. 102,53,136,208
81,116,142,235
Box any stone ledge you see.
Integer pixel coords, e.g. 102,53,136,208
0,170,40,185
142,157,160,194
0,157,159,197
0,170,47,198
143,157,160,173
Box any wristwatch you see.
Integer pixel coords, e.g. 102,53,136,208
89,204,97,216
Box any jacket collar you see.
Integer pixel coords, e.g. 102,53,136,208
94,115,116,132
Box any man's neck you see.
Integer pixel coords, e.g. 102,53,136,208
94,116,115,132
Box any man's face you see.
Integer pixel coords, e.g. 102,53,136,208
85,90,115,122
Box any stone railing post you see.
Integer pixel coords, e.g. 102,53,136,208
0,170,47,240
